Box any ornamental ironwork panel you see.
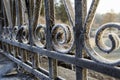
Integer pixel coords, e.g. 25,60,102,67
0,0,120,80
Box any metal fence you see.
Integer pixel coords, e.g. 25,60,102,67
0,0,120,80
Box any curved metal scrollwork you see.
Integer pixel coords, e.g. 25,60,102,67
52,24,74,53
84,0,120,65
1,0,120,79
13,26,18,41
95,23,120,53
2,0,120,66
34,24,46,48
17,26,29,44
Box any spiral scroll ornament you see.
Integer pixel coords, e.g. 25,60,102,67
17,25,29,44
95,23,120,53
84,0,120,65
13,26,18,41
52,24,74,53
34,24,46,48
85,23,120,65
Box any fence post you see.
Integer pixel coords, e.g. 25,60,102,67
75,0,87,80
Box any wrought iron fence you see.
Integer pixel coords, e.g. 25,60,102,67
0,0,120,80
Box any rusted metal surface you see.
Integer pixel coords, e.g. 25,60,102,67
0,0,120,80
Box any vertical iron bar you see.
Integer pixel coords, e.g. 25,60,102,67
44,0,57,79
26,0,40,69
75,0,87,80
49,1,57,79
32,0,42,69
10,0,16,27
28,2,35,69
32,0,42,33
3,0,13,39
31,0,41,69
30,0,34,19
0,0,5,53
24,0,33,70
26,0,34,46
2,0,7,52
0,0,3,37
20,0,28,25
15,0,22,28
12,0,16,27
3,0,12,27
18,0,29,64
82,0,88,79
15,0,23,63
3,1,8,28
0,19,2,38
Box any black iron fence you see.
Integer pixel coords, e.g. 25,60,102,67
0,0,120,80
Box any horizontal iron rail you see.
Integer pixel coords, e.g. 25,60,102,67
0,50,49,80
1,38,76,64
1,38,120,79
0,50,63,80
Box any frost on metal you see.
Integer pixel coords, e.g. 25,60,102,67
0,0,120,79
